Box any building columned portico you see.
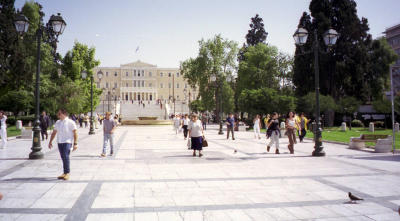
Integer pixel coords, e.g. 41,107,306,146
93,60,197,103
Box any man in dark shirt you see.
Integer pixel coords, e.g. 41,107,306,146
39,111,50,141
226,113,235,140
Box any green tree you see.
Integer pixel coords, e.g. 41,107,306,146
293,0,397,102
0,90,33,117
297,92,336,116
238,14,268,62
181,35,238,117
337,96,361,115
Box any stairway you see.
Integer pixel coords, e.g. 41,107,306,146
120,102,167,120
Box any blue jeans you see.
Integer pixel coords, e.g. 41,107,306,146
58,143,71,174
103,134,114,154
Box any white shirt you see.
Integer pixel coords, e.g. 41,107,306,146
173,117,181,127
288,119,295,127
54,117,77,144
0,116,7,129
254,119,260,128
183,118,190,126
188,120,203,137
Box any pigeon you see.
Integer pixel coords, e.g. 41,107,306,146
234,149,237,154
348,192,363,202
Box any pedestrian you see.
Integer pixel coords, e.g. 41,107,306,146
201,113,207,130
39,111,50,141
188,113,204,157
48,109,78,180
182,114,190,140
286,111,298,154
101,112,117,157
226,113,235,140
253,114,262,139
173,114,181,134
296,112,309,142
79,113,84,128
264,114,270,130
266,112,280,154
0,111,7,149
84,114,89,128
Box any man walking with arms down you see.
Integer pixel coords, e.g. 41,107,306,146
49,109,78,180
101,112,117,157
226,113,235,140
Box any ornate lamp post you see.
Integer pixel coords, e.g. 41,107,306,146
293,26,338,157
15,12,66,159
96,70,104,114
211,74,224,135
81,70,95,135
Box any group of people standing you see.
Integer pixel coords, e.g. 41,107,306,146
260,112,309,154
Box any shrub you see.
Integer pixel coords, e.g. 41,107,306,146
351,119,364,127
374,121,385,128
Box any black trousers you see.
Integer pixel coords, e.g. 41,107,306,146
227,126,234,139
299,129,306,141
183,125,188,138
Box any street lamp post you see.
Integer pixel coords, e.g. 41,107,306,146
15,12,66,159
81,71,95,135
293,26,339,157
97,70,104,114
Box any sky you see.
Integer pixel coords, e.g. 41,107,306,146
14,0,400,68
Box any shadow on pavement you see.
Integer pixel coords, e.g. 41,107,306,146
352,155,400,162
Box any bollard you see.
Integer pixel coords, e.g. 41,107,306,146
16,120,23,130
369,122,374,132
340,122,347,131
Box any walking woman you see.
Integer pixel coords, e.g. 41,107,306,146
253,114,261,139
266,112,280,154
296,113,309,142
182,114,190,140
188,114,204,157
286,111,298,154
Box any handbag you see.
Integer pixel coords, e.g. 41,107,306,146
202,136,208,147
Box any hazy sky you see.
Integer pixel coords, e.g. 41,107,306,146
14,0,400,68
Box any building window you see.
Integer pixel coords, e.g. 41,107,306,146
133,80,136,87
149,83,152,87
126,71,128,77
169,83,171,88
138,72,140,77
160,72,163,77
176,72,179,77
160,83,163,88
115,72,118,77
177,83,179,88
106,72,109,77
149,72,152,77
177,95,180,99
168,73,171,77
142,81,144,87
114,83,117,88
142,70,144,74
185,83,188,89
106,82,109,88
134,70,136,77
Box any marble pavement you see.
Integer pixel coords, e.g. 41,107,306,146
0,124,399,221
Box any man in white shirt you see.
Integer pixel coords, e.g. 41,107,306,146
0,111,7,149
48,109,78,180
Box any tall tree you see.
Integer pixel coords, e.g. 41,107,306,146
238,14,268,62
181,35,238,116
293,0,397,102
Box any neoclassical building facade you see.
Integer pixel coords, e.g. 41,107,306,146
93,60,197,103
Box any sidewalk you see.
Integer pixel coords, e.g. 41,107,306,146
0,125,399,220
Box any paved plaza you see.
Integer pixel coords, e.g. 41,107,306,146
0,125,399,220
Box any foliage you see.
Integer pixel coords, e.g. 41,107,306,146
0,89,33,116
297,92,336,116
181,34,238,115
293,0,398,102
238,88,296,115
189,100,205,113
351,119,364,127
374,121,385,128
372,99,391,113
337,96,361,114
238,14,268,61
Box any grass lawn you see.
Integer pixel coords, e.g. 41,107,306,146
305,127,400,149
7,126,22,137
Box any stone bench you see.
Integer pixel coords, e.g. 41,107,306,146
349,134,390,151
19,128,33,139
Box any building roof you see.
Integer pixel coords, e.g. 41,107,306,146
120,60,157,68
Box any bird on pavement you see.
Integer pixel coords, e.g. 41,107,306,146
348,192,363,203
233,149,237,154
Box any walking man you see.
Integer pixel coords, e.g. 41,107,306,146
48,109,78,180
226,113,235,140
39,111,50,141
101,112,117,157
0,111,7,149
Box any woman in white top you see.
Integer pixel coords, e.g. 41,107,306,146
285,111,299,154
0,111,7,149
188,113,204,157
182,114,190,140
173,114,181,134
253,114,261,139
